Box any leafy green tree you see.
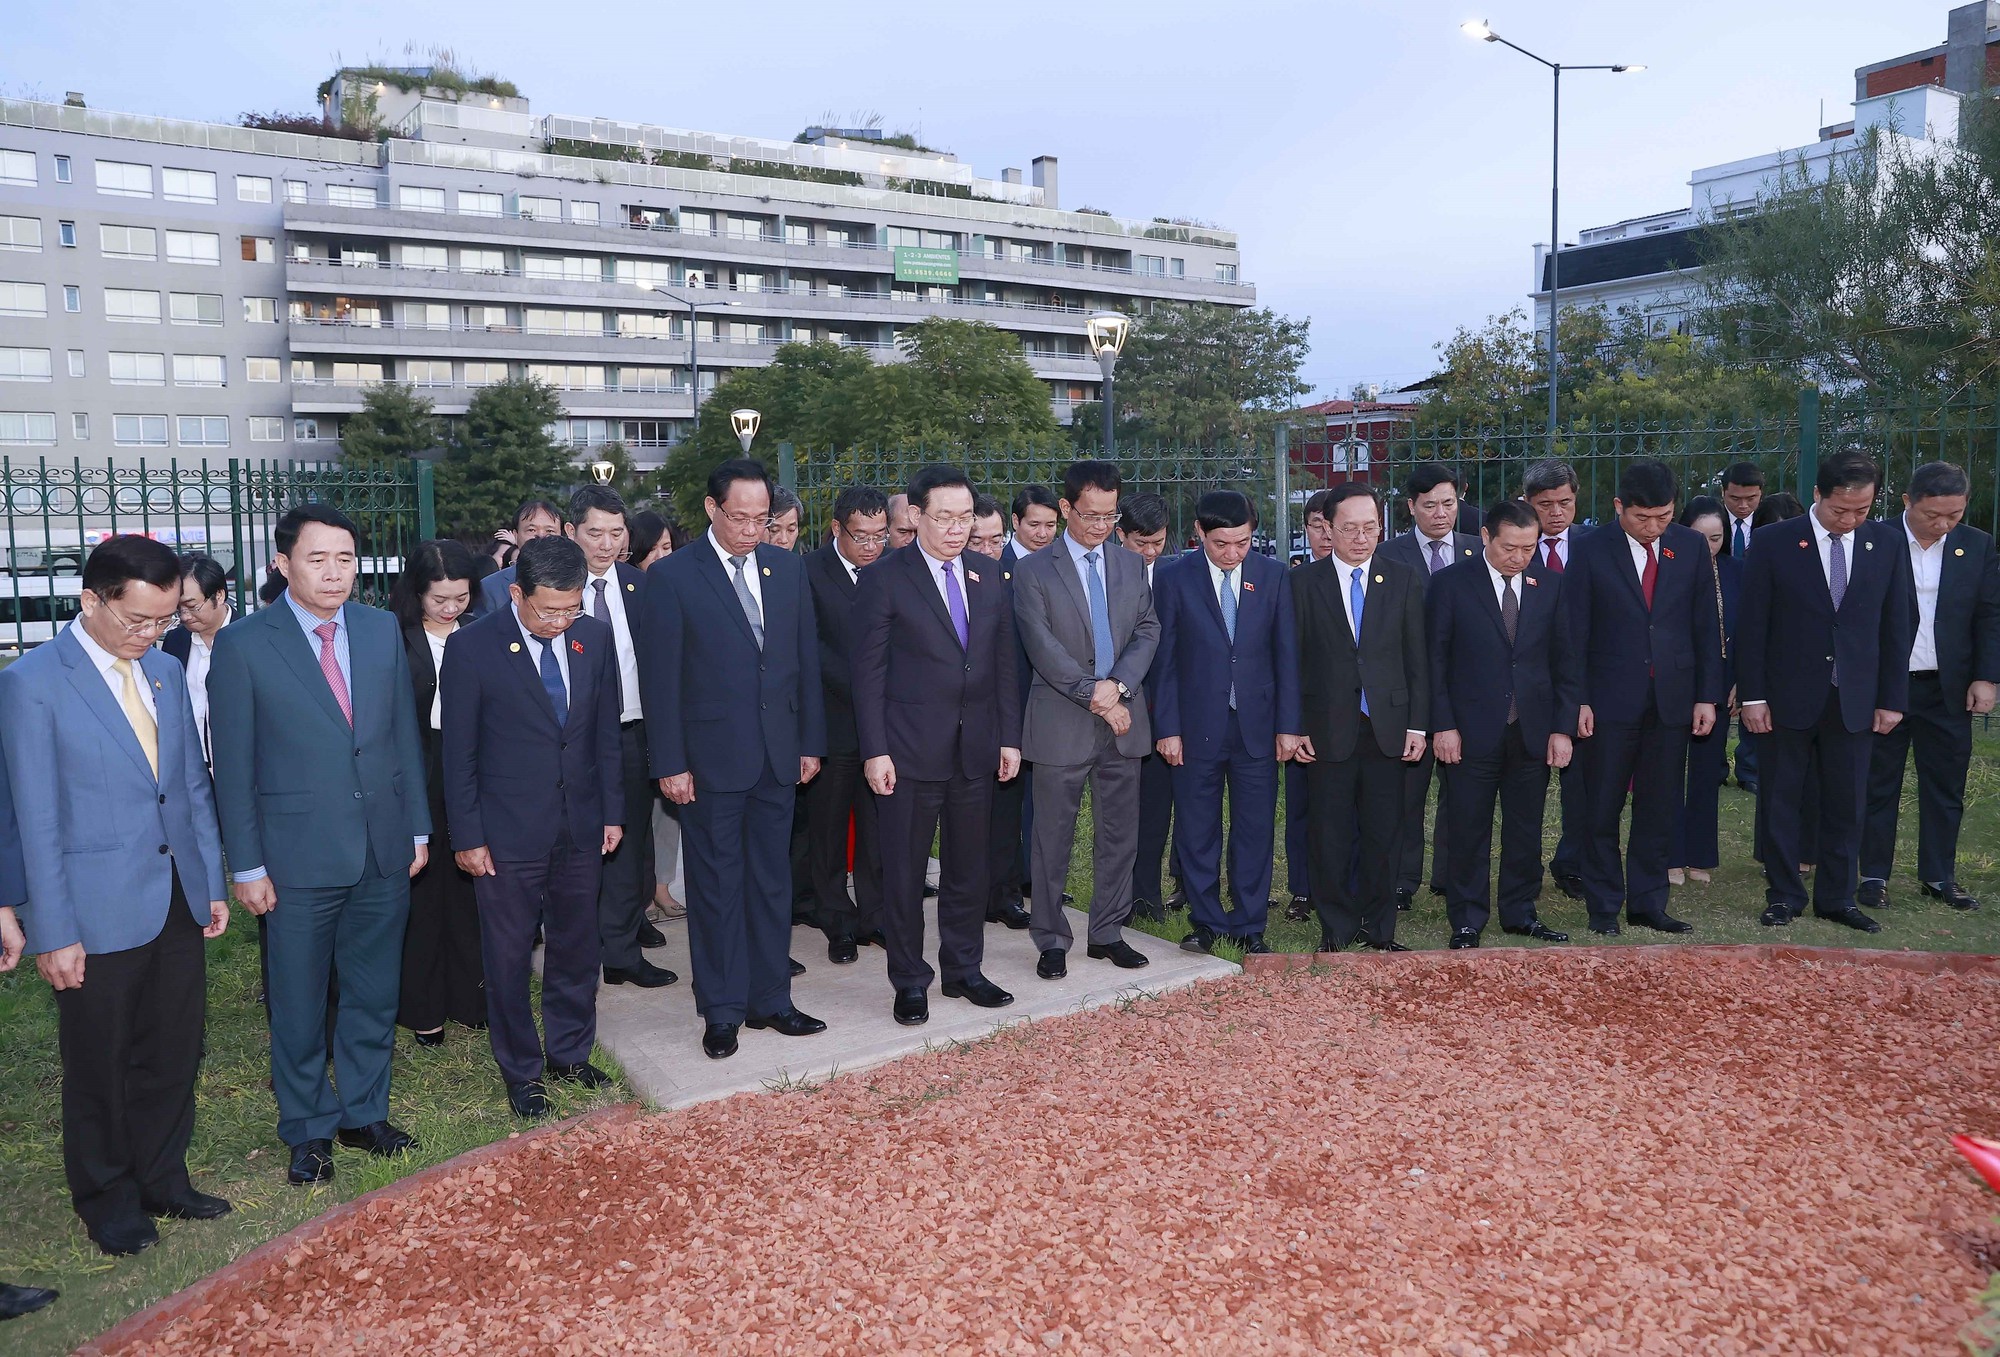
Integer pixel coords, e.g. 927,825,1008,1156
896,318,1061,445
433,377,572,535
338,382,439,472
1412,306,1630,436
1092,303,1310,448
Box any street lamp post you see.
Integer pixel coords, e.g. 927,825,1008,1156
1084,312,1132,458
1461,20,1642,442
730,408,761,455
590,458,615,485
644,282,734,438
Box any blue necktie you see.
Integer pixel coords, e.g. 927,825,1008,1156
1349,566,1369,717
538,636,568,724
1084,550,1114,679
1734,519,1748,557
1220,567,1237,709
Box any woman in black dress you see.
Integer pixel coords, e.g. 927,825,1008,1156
389,539,485,1046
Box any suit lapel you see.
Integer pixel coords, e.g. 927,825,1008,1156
140,648,181,784
560,630,593,734
695,541,760,649
264,602,352,731
905,546,964,648
1472,567,1511,646
60,631,156,782
501,615,564,731
1049,541,1093,636
1192,556,1232,647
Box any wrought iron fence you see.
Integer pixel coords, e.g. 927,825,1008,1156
0,456,432,651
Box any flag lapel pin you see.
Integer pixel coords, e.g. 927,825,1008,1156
967,570,980,583
1661,547,1675,560
1243,580,1255,592
571,639,584,654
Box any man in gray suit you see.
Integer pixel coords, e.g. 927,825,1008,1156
1012,460,1160,979
210,504,431,1186
1377,461,1479,908
0,534,232,1257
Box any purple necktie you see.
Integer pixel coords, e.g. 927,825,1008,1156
942,560,968,649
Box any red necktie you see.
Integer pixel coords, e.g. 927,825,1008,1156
1641,542,1658,610
1543,538,1563,573
315,620,354,726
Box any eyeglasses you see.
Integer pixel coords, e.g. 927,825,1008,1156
1331,524,1381,539
95,593,179,637
1069,511,1121,527
526,601,583,624
176,594,222,618
839,528,889,546
716,509,767,530
923,512,976,530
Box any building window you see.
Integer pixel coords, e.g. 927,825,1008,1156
612,258,674,288
0,412,57,445
58,221,76,248
248,416,284,442
176,415,229,447
290,359,315,382
62,285,79,313
459,191,502,217
570,200,600,225
240,235,276,264
460,248,504,274
396,185,446,213
0,348,53,381
1215,262,1237,283
468,305,508,331
398,245,447,271
283,179,308,203
243,296,278,324
1169,257,1185,278
1137,254,1166,277
0,282,46,317
523,309,602,336
100,224,157,260
237,174,273,203
167,292,222,326
95,160,153,198
525,254,599,281
66,350,84,377
71,412,87,440
463,361,506,386
615,311,673,339
326,184,377,208
0,217,41,252
53,155,72,184
108,352,166,385
407,360,452,386
173,354,226,387
162,168,218,204
526,364,606,390
403,302,448,330
518,195,560,222
680,209,714,236
331,362,383,384
112,414,169,447
0,150,35,186
245,357,280,382
164,230,222,266
105,289,163,323
293,417,320,442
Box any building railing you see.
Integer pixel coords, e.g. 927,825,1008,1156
0,97,377,166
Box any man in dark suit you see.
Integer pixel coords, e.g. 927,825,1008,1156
1429,501,1578,948
853,465,1023,1026
1720,462,1766,791
442,536,626,1118
563,486,673,985
1521,459,1592,901
0,535,232,1257
804,486,890,963
1740,451,1913,931
639,459,827,1061
0,809,59,1314
476,499,566,616
1862,462,2000,911
1152,491,1300,954
1565,460,1723,936
1117,492,1176,924
1377,462,1479,910
1013,460,1160,978
997,484,1062,922
1281,488,1341,922
1292,482,1428,951
210,505,429,1185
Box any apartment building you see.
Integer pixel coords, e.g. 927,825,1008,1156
0,71,1253,468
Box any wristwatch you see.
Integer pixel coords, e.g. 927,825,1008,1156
1115,680,1133,700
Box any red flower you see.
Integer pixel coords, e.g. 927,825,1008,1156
1953,1134,2000,1193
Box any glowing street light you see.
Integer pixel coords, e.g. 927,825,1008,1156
730,408,761,454
1084,311,1132,456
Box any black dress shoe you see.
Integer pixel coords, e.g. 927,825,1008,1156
942,974,1015,1008
1129,899,1166,924
413,1028,446,1048
548,1061,613,1089
1240,934,1273,955
1284,895,1312,923
604,960,679,988
89,1215,157,1258
1395,888,1415,912
1366,940,1412,952
745,1007,827,1036
1737,778,1760,794
828,936,859,964
893,988,929,1025
1759,903,1797,927
1553,874,1588,901
336,1121,419,1157
1628,911,1693,934
141,1188,232,1221
922,881,939,899
1180,926,1217,954
1817,906,1882,933
287,1139,334,1185
987,899,1032,929
1429,883,1446,898
637,920,667,949
1036,947,1067,979
1502,920,1570,942
1923,880,1980,911
1857,879,1888,909
1163,887,1186,912
1317,933,1344,952
507,1080,550,1119
0,1283,58,1320
1061,892,1076,906
789,957,806,977
1088,939,1150,968
856,930,889,949
702,1023,739,1060
1449,927,1480,949
1588,921,1622,936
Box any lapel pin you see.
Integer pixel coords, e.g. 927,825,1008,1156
509,642,521,653
1956,547,1966,557
1374,575,1384,584
1864,541,1874,551
571,639,584,654
762,567,771,577
1243,580,1255,592
1798,539,1810,549
1524,575,1539,587
626,582,635,591
1003,571,1011,581
1463,547,1473,556
967,570,980,583
1661,547,1675,560
153,678,163,689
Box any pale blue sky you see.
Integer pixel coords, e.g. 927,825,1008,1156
2,0,1954,396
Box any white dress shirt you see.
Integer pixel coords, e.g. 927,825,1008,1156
586,567,643,722
513,606,571,692
1905,512,1943,672
916,542,971,621
184,625,219,762
1063,529,1112,599
425,626,451,730
1332,558,1423,739
1730,514,1755,553
708,529,764,615
1538,528,1573,571
1486,560,1522,613
1415,528,1456,573
1624,531,1657,585
73,620,156,719
1205,556,1241,616
1742,508,1850,713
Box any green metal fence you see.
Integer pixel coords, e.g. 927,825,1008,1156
0,456,431,651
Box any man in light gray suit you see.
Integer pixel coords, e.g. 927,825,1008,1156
1378,461,1480,909
0,534,232,1258
1012,460,1160,979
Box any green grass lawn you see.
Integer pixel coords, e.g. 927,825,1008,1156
4,730,1996,1354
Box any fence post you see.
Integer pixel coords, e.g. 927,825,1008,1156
415,459,436,541
1272,424,1290,563
778,441,797,494
1796,386,1821,502
227,457,249,616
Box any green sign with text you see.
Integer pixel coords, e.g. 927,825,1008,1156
893,246,960,285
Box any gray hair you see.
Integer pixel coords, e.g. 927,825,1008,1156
1907,461,1970,503
769,486,804,520
1521,459,1578,497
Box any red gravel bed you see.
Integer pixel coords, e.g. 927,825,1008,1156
108,952,2000,1354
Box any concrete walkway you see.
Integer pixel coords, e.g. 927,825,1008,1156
577,896,1239,1109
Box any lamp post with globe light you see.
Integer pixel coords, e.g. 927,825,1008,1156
1085,312,1132,458
730,408,761,455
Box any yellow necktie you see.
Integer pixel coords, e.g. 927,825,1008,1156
112,658,158,777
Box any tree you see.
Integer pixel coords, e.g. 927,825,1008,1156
433,377,572,535
338,382,439,472
896,318,1061,445
1412,306,1630,435
1093,303,1310,448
